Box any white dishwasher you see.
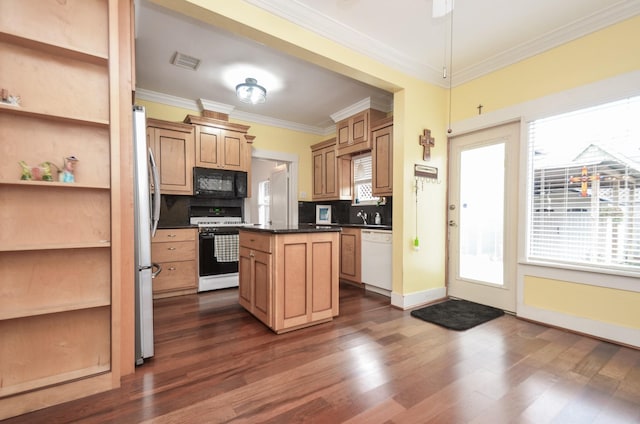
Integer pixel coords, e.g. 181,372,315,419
360,229,392,296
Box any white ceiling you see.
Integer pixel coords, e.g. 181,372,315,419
135,0,640,134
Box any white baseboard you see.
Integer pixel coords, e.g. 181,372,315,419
391,286,447,310
518,303,640,348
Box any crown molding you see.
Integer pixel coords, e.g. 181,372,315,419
230,109,330,135
452,1,640,85
135,88,199,110
246,0,640,88
330,96,393,123
135,88,330,135
198,98,235,115
245,0,443,86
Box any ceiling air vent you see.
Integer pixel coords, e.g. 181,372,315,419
171,52,201,71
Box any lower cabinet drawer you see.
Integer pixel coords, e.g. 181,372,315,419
239,231,272,253
152,260,197,293
151,240,196,263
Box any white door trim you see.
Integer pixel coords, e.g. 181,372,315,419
251,148,299,225
447,121,520,312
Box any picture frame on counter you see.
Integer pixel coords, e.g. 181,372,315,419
316,205,331,224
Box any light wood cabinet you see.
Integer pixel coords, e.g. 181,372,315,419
239,232,273,326
371,117,393,197
239,230,339,333
311,138,352,201
184,115,251,172
336,109,386,157
147,119,195,195
0,0,133,418
151,228,198,298
339,227,362,283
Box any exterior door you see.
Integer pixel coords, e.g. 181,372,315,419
447,122,519,312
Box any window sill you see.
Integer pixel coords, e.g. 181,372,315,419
518,259,640,292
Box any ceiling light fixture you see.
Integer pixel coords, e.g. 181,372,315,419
235,78,266,104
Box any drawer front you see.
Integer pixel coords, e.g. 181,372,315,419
152,240,196,262
239,231,272,253
153,228,196,243
152,260,197,293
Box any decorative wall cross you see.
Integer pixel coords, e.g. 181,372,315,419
569,166,600,197
419,129,435,161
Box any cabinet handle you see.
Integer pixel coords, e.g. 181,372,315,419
168,247,176,250
167,234,177,238
168,267,176,271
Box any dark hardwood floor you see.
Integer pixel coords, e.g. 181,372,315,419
5,283,640,423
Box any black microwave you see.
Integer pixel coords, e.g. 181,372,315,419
193,167,247,198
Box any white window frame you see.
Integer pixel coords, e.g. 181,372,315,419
352,152,379,206
525,96,640,275
451,71,640,291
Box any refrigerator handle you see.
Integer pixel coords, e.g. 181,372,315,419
151,263,162,278
149,147,161,237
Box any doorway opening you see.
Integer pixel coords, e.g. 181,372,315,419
246,149,298,226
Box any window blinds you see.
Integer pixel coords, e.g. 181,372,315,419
527,96,640,272
353,153,376,202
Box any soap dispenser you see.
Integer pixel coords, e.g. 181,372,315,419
374,212,381,225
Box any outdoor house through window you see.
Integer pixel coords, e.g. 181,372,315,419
526,95,640,273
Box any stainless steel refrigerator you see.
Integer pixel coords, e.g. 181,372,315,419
133,105,161,365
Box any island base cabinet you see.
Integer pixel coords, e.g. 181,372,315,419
239,231,339,334
239,246,272,327
276,234,338,331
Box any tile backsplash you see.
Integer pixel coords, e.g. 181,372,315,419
298,197,392,226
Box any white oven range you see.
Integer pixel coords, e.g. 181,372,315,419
190,215,254,292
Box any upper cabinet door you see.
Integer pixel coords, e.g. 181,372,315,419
371,119,393,197
186,115,250,172
220,130,243,171
336,109,386,157
195,125,221,168
147,119,195,195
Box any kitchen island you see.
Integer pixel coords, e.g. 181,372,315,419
238,225,341,333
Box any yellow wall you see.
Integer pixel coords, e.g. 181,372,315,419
524,277,640,329
136,98,326,199
146,2,639,313
454,15,640,332
452,15,640,121
149,0,450,297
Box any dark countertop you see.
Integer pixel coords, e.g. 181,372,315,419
157,223,392,231
240,224,342,234
335,223,392,231
157,224,198,229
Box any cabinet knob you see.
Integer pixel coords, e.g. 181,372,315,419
167,234,177,238
168,267,176,271
168,247,176,250
250,251,255,258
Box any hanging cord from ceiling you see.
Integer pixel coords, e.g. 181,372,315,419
446,1,454,134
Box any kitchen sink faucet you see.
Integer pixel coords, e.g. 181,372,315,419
357,210,367,225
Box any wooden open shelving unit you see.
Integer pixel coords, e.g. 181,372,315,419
0,0,133,419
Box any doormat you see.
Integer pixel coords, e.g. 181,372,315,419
410,299,504,331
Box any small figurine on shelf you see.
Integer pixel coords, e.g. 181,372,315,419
18,161,32,180
1,88,21,106
60,156,79,183
39,162,55,182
